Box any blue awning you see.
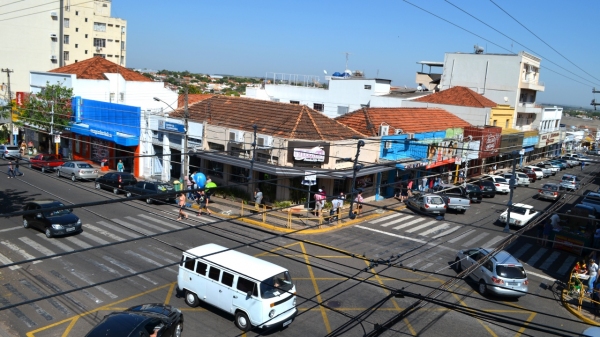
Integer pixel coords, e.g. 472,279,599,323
69,123,139,146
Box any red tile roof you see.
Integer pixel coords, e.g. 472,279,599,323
49,56,152,82
413,86,497,108
335,107,471,136
170,96,365,140
177,94,214,108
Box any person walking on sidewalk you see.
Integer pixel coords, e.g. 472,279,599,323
254,188,263,211
14,156,22,176
117,160,124,172
354,190,364,217
7,160,15,178
176,193,188,220
581,161,585,171
184,175,194,199
330,192,344,224
314,187,326,218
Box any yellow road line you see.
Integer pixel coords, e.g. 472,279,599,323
450,291,497,337
255,242,300,257
60,317,79,337
165,282,176,305
300,242,331,333
514,312,536,337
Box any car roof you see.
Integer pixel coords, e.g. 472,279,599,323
512,203,534,209
480,249,523,265
585,192,600,199
85,312,153,337
65,161,92,164
28,199,60,205
542,183,560,187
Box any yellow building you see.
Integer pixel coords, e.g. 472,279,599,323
489,104,515,129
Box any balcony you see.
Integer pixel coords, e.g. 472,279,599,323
516,103,543,114
520,79,545,91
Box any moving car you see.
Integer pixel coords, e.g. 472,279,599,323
476,180,497,198
548,160,568,170
56,161,99,181
537,183,565,201
480,175,510,194
95,172,137,194
84,303,183,337
0,145,20,159
498,203,539,227
519,168,537,183
500,172,530,187
524,166,544,179
29,154,65,173
22,200,82,238
406,193,447,216
125,181,176,204
560,174,581,191
559,156,579,166
455,248,528,298
464,183,483,203
581,192,600,213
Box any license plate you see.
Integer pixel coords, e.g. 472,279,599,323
507,282,519,286
66,227,75,232
283,319,292,327
432,211,439,214
455,206,464,210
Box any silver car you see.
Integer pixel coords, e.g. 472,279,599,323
0,145,20,159
455,248,528,298
537,183,565,201
406,193,447,216
501,172,530,187
56,161,99,181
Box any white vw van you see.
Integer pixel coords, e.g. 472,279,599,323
177,243,297,331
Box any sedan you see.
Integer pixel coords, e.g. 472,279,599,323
56,161,99,181
501,172,530,187
95,172,138,194
22,200,82,238
406,194,447,216
480,175,510,194
549,160,568,170
29,154,64,173
125,181,176,204
537,183,565,201
85,303,183,337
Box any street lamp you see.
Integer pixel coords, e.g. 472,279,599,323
153,97,188,180
503,150,519,233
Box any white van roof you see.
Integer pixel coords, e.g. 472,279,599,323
184,243,287,282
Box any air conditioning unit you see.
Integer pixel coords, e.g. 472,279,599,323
50,11,58,17
384,141,392,149
379,125,389,136
229,130,244,143
50,33,57,39
257,135,273,148
406,133,415,139
50,55,57,61
395,128,403,135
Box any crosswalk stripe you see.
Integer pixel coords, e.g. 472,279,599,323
79,231,110,246
432,226,462,239
85,224,126,242
461,233,490,247
557,256,577,275
526,248,547,266
103,256,157,285
381,215,413,227
480,235,506,248
3,283,53,321
448,230,475,243
64,236,92,249
512,243,533,259
1,240,42,264
370,213,403,224
405,259,423,268
405,220,438,233
419,224,450,236
392,218,426,230
0,252,20,270
50,270,102,304
19,237,58,259
96,221,140,238
38,234,74,252
111,218,156,236
540,251,561,270
124,250,177,274
63,267,118,299
136,214,189,229
421,262,434,270
126,216,180,231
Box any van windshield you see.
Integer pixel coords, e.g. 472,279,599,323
260,271,293,299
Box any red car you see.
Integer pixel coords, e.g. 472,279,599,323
29,154,65,173
519,168,537,183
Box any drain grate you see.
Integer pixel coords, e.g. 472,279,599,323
327,301,341,308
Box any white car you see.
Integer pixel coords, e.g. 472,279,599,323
501,172,530,187
498,203,539,227
480,175,510,194
524,166,544,179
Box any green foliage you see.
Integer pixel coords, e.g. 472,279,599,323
179,85,202,95
213,186,251,201
17,82,73,132
274,201,292,208
142,72,153,79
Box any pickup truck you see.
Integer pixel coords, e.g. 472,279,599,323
435,184,472,213
29,154,65,173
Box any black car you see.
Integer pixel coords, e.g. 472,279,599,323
85,303,183,337
464,183,483,203
124,181,176,204
95,172,137,194
22,200,82,238
476,180,497,198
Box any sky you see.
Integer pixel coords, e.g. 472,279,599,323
113,0,600,108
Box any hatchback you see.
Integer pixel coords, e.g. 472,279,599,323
501,172,530,187
537,183,565,201
524,166,544,179
0,145,20,159
549,160,568,170
125,181,176,204
22,200,82,238
455,248,528,298
95,172,137,194
519,168,537,182
464,183,483,203
406,193,447,216
560,174,581,191
476,180,497,198
56,161,99,181
480,175,510,194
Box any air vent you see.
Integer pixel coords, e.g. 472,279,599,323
50,33,57,39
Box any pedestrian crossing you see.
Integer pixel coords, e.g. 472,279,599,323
363,211,579,278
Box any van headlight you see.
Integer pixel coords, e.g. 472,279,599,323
269,309,275,318
51,224,64,230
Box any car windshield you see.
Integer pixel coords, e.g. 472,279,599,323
44,155,58,161
41,203,71,217
542,184,558,191
496,265,526,279
260,271,293,299
511,207,530,215
495,177,508,183
426,197,445,205
465,184,478,192
76,163,93,168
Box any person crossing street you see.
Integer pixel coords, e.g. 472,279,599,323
7,160,15,178
14,156,23,176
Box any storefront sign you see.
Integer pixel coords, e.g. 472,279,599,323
553,234,584,255
302,171,317,186
288,141,330,164
294,147,325,162
159,121,185,133
15,92,25,107
90,129,112,139
463,126,502,159
537,132,560,148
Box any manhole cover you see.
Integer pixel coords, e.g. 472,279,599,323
327,301,341,308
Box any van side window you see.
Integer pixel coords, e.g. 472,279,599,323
208,267,221,281
195,262,207,275
181,256,195,271
221,272,234,287
236,276,258,297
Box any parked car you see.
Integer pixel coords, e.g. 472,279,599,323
56,161,99,181
537,183,565,201
124,181,176,204
84,303,183,337
437,187,471,213
559,156,580,166
579,155,592,165
406,193,447,216
560,174,581,191
548,160,568,170
500,172,530,187
524,166,545,179
536,162,559,175
552,158,573,168
476,180,497,198
0,145,20,159
464,184,483,203
455,248,528,298
527,165,551,178
498,203,539,227
581,192,600,213
95,172,137,194
519,168,537,183
29,154,64,173
22,200,82,238
480,175,510,194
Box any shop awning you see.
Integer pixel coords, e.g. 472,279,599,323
68,123,139,146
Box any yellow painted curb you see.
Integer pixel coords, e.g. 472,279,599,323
561,289,600,326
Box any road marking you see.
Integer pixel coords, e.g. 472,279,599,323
64,236,92,249
448,229,475,243
103,256,158,285
37,234,74,252
432,226,462,239
137,247,176,263
540,251,561,270
19,237,58,259
85,224,126,241
461,233,489,247
380,215,413,227
0,226,20,233
50,270,103,304
0,252,20,270
126,216,174,232
421,262,434,270
3,283,53,321
0,240,42,264
392,218,426,230
557,256,577,275
405,259,423,268
20,279,70,316
405,220,438,233
480,235,505,248
419,223,450,236
512,243,533,259
79,231,110,246
111,218,156,236
96,221,141,238
355,226,455,252
137,213,190,229
0,293,36,328
63,267,118,299
124,250,177,274
526,248,547,267
34,275,86,311
526,271,556,282
370,213,403,224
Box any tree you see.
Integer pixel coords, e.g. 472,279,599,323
17,82,73,154
179,85,201,94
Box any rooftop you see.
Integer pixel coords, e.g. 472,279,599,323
413,86,497,108
177,94,214,109
49,57,152,82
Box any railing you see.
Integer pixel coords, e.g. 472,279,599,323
567,263,599,313
264,72,323,88
240,200,347,229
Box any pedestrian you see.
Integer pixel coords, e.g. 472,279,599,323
354,190,364,217
550,213,561,231
492,164,497,175
254,188,263,211
588,259,599,293
194,190,205,216
14,156,22,176
407,180,414,198
314,187,326,218
542,220,553,247
428,177,434,192
421,176,427,192
394,181,402,198
400,181,408,201
581,161,585,171
7,160,16,178
458,170,464,184
203,188,212,215
176,193,188,220
117,159,124,172
184,175,193,199
330,192,344,224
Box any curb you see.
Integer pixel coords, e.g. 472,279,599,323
561,289,600,326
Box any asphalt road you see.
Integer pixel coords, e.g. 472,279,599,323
0,159,597,336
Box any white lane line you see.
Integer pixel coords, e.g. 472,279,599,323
419,223,450,237
124,250,177,274
19,237,58,259
96,221,140,238
540,251,561,270
0,252,20,270
103,256,157,285
0,240,42,264
512,243,533,259
125,216,179,232
480,235,506,249
405,259,423,268
421,262,434,270
370,213,403,224
557,256,577,275
65,268,118,299
136,214,192,229
381,215,413,227
392,218,426,230
405,220,438,233
432,226,462,239
355,226,455,252
79,231,110,246
527,271,556,283
85,224,126,242
111,218,156,236
0,226,20,233
448,230,475,243
64,236,92,249
526,248,547,267
461,233,489,247
38,234,74,252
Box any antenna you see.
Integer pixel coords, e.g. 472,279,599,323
343,52,352,70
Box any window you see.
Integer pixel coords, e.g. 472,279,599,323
109,93,115,102
85,50,88,54
208,142,225,152
93,38,106,47
121,41,125,50
195,262,207,275
94,22,106,32
492,120,497,126
221,272,234,287
206,160,224,178
182,257,195,271
237,277,258,296
85,34,88,38
337,106,349,115
63,51,69,61
290,100,299,104
108,24,113,27
63,18,70,28
107,54,113,57
65,4,70,11
313,103,324,112
120,56,124,64
257,152,277,164
364,85,372,89
119,92,124,102
85,18,88,22
505,119,509,128
230,146,248,158
208,267,221,281
64,35,69,44
230,166,248,183
75,11,78,15
75,28,78,32
75,44,78,48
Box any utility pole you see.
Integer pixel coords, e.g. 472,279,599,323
2,68,14,145
503,151,518,233
182,86,189,179
348,140,365,220
248,124,258,189
593,88,600,111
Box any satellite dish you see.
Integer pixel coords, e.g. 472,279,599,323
323,70,327,75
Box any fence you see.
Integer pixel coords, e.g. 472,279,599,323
567,264,600,314
240,201,355,229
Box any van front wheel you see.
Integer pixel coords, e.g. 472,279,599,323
235,311,251,332
184,291,199,307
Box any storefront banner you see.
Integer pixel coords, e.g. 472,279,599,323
536,132,560,148
294,147,325,162
159,121,185,133
288,141,330,164
15,92,25,107
523,146,534,153
455,141,481,160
